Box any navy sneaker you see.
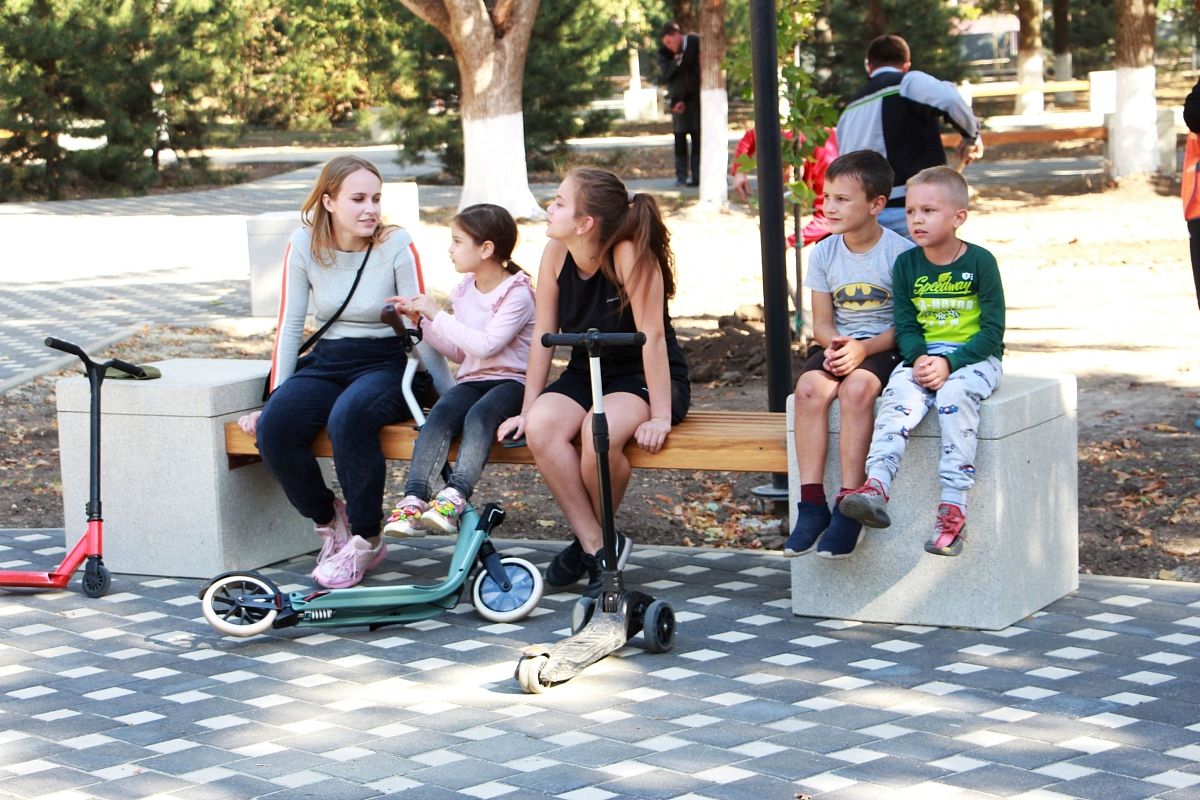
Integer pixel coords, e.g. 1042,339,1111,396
580,534,633,598
545,539,585,587
782,500,831,557
816,505,864,559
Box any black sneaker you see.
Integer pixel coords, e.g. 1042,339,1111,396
544,539,585,587
580,533,632,598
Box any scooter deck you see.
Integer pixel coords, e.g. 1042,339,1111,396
522,611,628,685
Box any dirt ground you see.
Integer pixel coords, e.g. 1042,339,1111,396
3,155,1199,583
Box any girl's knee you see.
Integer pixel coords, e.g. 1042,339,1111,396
525,406,575,451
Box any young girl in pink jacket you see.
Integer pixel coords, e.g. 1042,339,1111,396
383,204,535,535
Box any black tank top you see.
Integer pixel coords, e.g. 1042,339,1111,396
556,252,689,384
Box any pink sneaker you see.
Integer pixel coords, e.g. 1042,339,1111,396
314,498,350,566
383,495,429,537
311,535,388,588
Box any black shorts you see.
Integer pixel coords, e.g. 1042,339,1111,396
544,369,690,425
800,342,901,388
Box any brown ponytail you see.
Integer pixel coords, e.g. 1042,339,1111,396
567,167,676,306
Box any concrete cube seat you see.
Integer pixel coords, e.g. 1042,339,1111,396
787,373,1078,630
57,359,315,578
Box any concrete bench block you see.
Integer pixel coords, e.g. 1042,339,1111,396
787,373,1078,630
248,182,420,317
57,359,317,578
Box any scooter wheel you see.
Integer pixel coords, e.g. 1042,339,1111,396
81,562,111,598
570,596,596,635
642,599,676,653
517,654,549,694
473,557,543,623
201,573,279,637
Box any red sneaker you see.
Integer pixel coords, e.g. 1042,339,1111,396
925,503,966,556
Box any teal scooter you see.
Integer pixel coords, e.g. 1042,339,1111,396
198,316,543,637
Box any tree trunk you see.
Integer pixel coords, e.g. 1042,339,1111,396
671,0,698,34
1015,0,1044,116
865,0,886,38
1052,0,1073,105
1111,0,1159,177
398,0,542,218
698,0,727,207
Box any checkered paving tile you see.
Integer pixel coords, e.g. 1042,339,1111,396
0,275,251,388
1,532,1198,798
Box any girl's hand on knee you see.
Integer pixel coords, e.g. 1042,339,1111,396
635,417,671,453
497,415,525,442
238,410,262,436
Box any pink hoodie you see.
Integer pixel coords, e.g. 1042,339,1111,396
421,271,535,383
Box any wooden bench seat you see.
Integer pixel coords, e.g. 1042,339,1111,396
225,409,788,474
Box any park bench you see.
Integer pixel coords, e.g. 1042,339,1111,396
56,360,1078,632
223,410,787,473
56,359,786,580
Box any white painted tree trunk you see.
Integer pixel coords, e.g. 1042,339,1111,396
698,88,728,207
459,113,543,219
1053,52,1074,104
1015,50,1044,116
1110,65,1158,178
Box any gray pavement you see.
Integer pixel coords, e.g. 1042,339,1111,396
1,532,1199,799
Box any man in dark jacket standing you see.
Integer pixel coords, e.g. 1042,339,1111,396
659,21,700,187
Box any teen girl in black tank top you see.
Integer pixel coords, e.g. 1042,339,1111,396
556,251,689,384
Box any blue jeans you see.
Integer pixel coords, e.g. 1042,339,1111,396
256,337,415,538
404,379,524,501
878,206,912,240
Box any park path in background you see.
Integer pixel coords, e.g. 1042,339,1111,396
0,137,1104,392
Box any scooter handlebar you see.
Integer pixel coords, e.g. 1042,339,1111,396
45,336,89,362
542,331,646,348
108,358,147,378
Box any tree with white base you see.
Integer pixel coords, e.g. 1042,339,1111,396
399,0,543,218
698,0,729,207
1110,0,1158,179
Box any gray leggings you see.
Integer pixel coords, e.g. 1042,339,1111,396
403,378,524,501
865,356,1002,508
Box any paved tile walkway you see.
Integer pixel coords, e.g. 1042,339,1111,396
0,272,252,393
1,530,1198,799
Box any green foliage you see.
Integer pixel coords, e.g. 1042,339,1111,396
724,0,838,208
523,1,625,170
0,0,228,198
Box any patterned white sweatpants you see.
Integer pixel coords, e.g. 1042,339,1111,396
865,356,1003,507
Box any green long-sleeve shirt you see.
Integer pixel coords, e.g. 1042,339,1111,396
892,241,1005,371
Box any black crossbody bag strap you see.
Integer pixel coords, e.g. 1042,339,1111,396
262,242,374,400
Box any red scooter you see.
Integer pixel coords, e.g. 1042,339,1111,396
0,337,147,597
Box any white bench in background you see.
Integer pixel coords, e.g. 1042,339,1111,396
787,373,1078,631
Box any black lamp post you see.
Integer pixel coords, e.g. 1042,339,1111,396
748,0,793,511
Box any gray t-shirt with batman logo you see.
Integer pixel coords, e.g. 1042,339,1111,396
804,227,914,340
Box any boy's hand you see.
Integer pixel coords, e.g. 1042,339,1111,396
914,355,950,390
826,336,866,377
